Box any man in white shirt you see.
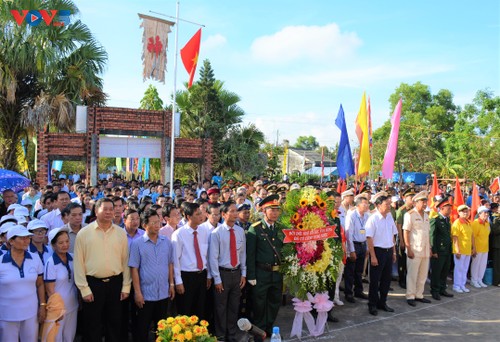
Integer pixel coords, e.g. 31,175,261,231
41,191,71,230
365,191,398,316
198,203,222,231
171,202,212,320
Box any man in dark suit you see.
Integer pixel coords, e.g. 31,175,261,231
429,196,454,300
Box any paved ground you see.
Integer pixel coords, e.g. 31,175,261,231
274,281,500,342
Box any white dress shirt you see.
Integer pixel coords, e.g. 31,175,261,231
171,224,211,285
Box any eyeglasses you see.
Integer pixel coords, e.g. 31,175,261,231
32,229,47,235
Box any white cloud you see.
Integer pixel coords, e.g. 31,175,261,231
202,34,227,51
250,23,362,64
259,62,455,88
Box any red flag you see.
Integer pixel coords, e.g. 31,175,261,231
490,177,500,194
451,176,464,222
180,28,202,88
341,180,347,194
428,172,438,210
470,181,481,220
358,181,364,195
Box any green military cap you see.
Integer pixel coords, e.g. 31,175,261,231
402,187,416,197
259,194,280,210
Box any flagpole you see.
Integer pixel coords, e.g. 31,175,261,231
169,1,180,198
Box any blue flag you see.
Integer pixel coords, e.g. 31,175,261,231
335,104,354,179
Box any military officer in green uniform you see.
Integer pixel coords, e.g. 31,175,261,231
429,196,455,300
246,194,284,339
395,187,416,288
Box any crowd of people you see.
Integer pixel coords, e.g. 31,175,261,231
0,175,499,341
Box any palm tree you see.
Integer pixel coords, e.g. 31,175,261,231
0,0,107,171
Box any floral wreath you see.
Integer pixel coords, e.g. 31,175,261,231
278,187,344,300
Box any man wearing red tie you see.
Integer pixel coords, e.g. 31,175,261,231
171,202,212,319
209,201,247,341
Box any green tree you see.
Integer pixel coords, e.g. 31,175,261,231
373,82,459,174
294,135,319,150
0,0,107,171
176,59,247,179
139,85,164,110
218,124,266,178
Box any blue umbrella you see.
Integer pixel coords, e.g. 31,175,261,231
0,169,31,192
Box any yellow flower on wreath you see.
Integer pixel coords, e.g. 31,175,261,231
166,317,175,324
177,333,185,342
330,209,338,219
300,199,307,207
172,324,182,334
305,242,332,273
317,200,327,210
185,330,193,340
200,320,209,327
189,315,198,324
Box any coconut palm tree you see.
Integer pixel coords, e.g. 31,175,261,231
0,0,107,171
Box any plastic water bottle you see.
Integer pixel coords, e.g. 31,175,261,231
270,326,282,342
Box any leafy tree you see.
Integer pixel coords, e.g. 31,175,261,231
139,85,164,110
176,59,252,179
0,0,107,171
373,82,459,174
373,82,499,184
294,135,319,150
218,124,266,178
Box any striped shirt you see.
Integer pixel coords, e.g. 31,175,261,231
128,234,174,301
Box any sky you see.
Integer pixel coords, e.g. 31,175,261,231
74,0,500,149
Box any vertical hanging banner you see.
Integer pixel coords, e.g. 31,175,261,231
138,14,175,83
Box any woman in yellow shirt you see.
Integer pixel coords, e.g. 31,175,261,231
470,206,490,288
451,205,475,293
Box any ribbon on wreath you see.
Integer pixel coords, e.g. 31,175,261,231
290,296,315,338
311,292,333,336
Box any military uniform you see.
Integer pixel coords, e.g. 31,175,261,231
395,189,415,289
246,196,284,337
395,205,411,286
490,214,500,285
430,213,452,297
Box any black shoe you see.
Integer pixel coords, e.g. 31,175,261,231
377,304,395,312
415,298,431,304
355,293,369,300
440,291,454,298
389,287,394,291
368,306,378,316
407,299,417,307
399,282,407,289
327,312,339,322
345,295,355,303
431,293,441,300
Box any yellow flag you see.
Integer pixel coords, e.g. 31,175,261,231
282,146,288,175
355,92,370,175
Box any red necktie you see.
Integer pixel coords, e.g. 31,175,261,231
229,228,237,267
193,231,203,270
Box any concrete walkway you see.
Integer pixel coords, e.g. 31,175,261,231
274,282,500,341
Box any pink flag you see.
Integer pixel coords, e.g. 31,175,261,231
382,98,403,179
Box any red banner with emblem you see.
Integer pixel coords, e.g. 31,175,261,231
283,226,338,243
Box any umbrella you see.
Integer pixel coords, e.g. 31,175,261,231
0,169,31,192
